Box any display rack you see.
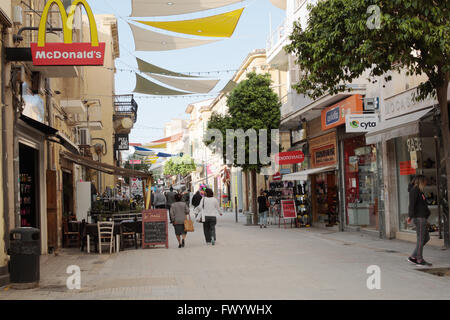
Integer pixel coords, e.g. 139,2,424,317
20,173,33,227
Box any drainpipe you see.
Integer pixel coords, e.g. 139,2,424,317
1,25,10,251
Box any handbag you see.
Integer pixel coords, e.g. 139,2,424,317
195,198,205,223
184,217,194,232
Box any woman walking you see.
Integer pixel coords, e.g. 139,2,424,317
194,188,222,245
407,175,432,266
170,193,191,248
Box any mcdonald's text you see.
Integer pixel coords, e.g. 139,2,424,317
31,43,106,66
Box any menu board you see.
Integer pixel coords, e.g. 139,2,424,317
142,209,168,249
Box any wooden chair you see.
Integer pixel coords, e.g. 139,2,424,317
97,221,115,254
63,220,81,248
120,221,138,250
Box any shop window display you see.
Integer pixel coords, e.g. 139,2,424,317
344,136,379,230
396,135,442,235
313,172,338,226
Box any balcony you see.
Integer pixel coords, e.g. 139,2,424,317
266,18,290,68
113,95,138,134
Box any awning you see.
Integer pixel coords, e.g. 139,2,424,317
135,8,244,38
130,0,244,17
60,151,152,178
136,57,200,78
20,114,80,155
134,73,194,96
145,73,219,93
365,107,434,145
129,23,220,52
282,165,337,181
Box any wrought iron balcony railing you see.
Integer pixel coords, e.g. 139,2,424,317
113,94,138,123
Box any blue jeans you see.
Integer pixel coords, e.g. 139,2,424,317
259,211,268,226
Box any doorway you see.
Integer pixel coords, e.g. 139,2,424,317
19,143,39,228
62,171,74,219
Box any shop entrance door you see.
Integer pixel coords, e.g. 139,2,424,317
62,171,74,219
19,143,39,228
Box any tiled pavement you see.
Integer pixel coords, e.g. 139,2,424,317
0,212,449,300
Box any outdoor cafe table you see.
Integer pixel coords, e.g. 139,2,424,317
81,221,142,253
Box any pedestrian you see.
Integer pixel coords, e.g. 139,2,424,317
407,175,432,266
170,193,191,248
182,190,190,207
165,187,177,211
191,184,206,208
153,187,167,209
257,189,269,228
194,188,222,245
150,188,155,209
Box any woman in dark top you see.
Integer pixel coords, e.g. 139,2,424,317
257,189,269,228
169,193,190,248
407,175,432,266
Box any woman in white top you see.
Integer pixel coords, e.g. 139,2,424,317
194,188,222,245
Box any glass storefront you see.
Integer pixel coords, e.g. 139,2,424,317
344,135,380,230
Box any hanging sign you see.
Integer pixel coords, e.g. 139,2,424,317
115,134,129,151
281,200,297,219
321,95,364,130
309,131,337,168
275,151,305,165
30,0,106,66
129,159,141,165
345,114,379,133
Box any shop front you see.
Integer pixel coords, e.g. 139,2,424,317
366,88,449,245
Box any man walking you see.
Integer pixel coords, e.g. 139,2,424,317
165,187,177,211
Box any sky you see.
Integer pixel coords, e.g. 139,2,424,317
86,0,285,146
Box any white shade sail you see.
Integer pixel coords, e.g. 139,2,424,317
134,73,193,95
129,23,221,51
130,0,244,17
146,73,219,93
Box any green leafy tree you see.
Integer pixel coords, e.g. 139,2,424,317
205,72,281,224
285,0,449,246
163,155,197,176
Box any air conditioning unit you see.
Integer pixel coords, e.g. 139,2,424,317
79,128,91,145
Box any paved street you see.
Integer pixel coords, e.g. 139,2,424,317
1,212,449,300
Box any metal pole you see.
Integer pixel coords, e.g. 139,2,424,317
235,196,238,223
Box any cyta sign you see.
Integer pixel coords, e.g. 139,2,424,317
346,114,379,133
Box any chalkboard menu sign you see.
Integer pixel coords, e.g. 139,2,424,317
142,209,168,249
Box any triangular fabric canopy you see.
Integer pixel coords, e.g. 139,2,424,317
135,8,244,38
136,58,199,78
220,80,238,93
143,132,184,149
134,73,194,96
146,73,220,93
130,0,244,17
144,142,167,149
157,152,174,158
129,23,220,51
133,146,156,156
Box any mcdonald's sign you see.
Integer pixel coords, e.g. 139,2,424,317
30,0,105,66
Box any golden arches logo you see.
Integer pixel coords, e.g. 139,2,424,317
37,0,99,47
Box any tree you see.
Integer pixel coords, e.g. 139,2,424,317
205,72,281,224
285,0,449,246
163,155,197,177
123,155,151,184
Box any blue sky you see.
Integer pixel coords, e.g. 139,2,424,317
87,0,285,144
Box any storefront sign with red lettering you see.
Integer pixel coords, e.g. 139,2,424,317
281,200,297,219
400,161,416,176
275,151,305,165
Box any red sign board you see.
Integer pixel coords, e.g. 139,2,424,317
281,200,297,219
275,151,305,165
31,43,106,66
129,160,142,165
400,161,416,176
272,172,282,181
142,209,168,249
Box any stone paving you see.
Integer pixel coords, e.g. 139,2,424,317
0,211,449,300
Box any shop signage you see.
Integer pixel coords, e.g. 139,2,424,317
281,200,297,219
309,131,337,168
275,151,305,165
115,134,129,151
321,95,364,131
280,168,292,174
142,209,168,249
30,0,106,66
272,172,282,180
400,161,416,176
345,114,379,133
129,160,141,165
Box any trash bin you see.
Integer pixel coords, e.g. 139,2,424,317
246,213,254,225
8,228,40,289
